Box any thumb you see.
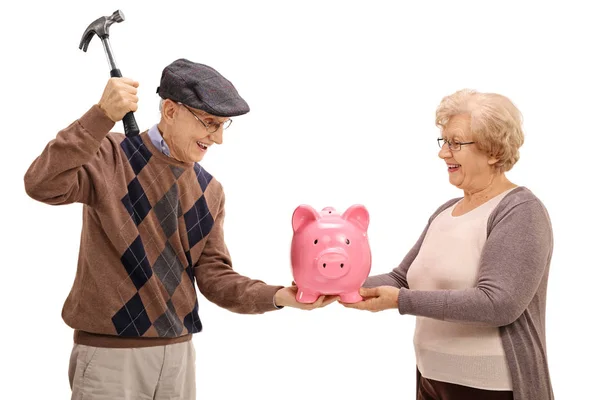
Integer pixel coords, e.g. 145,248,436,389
359,287,379,297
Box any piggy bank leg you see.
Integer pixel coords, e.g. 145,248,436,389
339,291,363,303
296,288,320,303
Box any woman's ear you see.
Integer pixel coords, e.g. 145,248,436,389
487,153,499,166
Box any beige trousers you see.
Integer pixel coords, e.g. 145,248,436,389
68,340,196,400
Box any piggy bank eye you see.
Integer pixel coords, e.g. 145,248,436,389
314,239,318,244
345,238,350,245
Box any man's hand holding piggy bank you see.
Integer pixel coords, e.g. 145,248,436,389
273,283,339,310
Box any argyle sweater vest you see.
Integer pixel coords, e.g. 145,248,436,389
24,105,282,348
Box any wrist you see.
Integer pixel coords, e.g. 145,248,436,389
273,289,284,309
96,102,118,123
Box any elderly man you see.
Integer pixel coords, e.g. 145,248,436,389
24,58,336,400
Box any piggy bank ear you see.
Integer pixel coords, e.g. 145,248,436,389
342,204,369,231
292,205,319,232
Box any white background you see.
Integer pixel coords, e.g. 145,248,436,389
1,0,598,399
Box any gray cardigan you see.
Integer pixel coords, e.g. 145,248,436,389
364,186,554,400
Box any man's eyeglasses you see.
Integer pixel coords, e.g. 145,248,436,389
178,102,232,133
437,138,475,151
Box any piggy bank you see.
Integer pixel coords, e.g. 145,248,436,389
290,204,371,304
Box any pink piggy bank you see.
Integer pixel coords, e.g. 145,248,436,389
290,204,371,304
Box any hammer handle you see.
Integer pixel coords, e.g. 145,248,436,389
110,68,140,137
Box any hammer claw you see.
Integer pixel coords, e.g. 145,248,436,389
79,31,95,52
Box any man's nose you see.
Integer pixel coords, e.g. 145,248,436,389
211,128,223,144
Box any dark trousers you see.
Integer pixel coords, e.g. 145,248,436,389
417,368,514,400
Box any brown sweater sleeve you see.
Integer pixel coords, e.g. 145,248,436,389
24,105,117,207
195,189,284,314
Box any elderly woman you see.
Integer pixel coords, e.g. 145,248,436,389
343,89,554,400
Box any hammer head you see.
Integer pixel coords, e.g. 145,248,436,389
79,10,125,52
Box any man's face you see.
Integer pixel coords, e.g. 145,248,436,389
160,100,231,163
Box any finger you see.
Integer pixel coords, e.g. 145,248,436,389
364,299,382,312
116,99,138,114
117,77,139,88
110,80,138,96
120,97,138,111
359,287,379,297
124,94,139,104
346,303,365,310
109,78,138,94
120,83,139,95
312,295,326,308
301,296,323,310
321,296,339,307
339,300,366,310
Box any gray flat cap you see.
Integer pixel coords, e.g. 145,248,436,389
156,58,250,117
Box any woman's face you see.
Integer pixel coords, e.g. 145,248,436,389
438,114,498,192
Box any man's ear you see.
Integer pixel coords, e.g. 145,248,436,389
162,99,177,123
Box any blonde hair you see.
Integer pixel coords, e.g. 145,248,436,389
435,89,525,172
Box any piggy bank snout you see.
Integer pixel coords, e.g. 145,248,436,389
316,249,350,279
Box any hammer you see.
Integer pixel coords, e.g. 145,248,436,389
79,10,139,137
